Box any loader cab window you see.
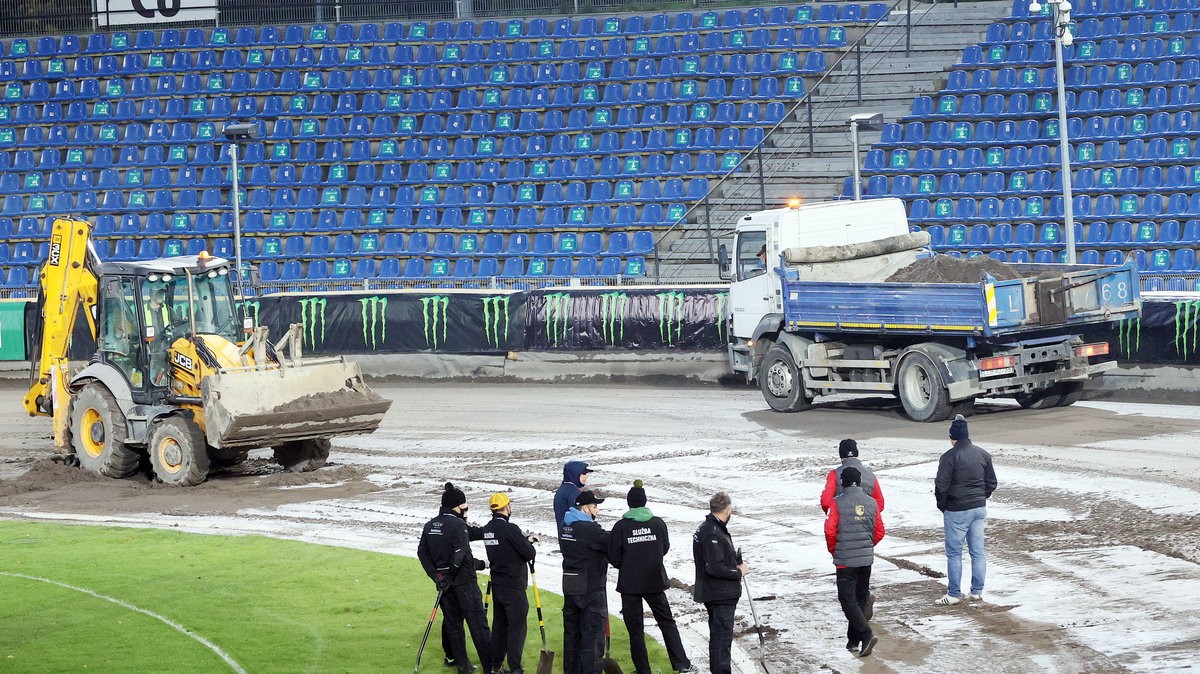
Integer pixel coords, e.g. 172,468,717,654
143,268,238,346
98,277,146,389
736,230,768,281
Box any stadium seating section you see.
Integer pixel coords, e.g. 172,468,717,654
847,0,1200,292
0,4,887,292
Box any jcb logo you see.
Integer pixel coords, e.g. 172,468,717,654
172,351,195,370
48,238,62,266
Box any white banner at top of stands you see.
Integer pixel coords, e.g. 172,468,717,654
94,0,216,27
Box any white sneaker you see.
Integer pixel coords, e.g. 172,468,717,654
934,594,961,605
967,593,983,601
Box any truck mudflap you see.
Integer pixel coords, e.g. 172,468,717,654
201,359,391,449
947,360,1117,399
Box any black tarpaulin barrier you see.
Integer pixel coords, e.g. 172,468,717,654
1089,295,1200,365
523,286,731,350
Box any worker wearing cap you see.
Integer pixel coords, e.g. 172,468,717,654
482,492,538,674
561,490,611,674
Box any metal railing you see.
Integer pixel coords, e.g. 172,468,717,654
1,0,864,37
651,0,954,281
245,274,720,294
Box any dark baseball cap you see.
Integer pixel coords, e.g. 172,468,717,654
575,490,605,507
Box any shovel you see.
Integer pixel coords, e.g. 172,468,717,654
413,585,447,674
484,578,492,615
529,562,555,674
742,576,771,674
603,618,624,674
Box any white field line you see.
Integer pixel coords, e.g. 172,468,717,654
0,571,248,674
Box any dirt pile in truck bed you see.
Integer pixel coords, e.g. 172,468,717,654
885,255,1024,283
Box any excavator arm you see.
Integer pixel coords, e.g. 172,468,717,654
23,218,101,451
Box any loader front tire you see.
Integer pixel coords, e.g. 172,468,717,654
148,416,210,487
273,438,331,473
70,383,140,478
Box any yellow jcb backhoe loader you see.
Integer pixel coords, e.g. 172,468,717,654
23,217,391,486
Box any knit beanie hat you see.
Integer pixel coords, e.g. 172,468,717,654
627,479,647,508
841,466,862,487
839,439,858,458
441,482,466,509
949,413,969,442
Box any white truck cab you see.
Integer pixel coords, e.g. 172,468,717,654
726,198,911,340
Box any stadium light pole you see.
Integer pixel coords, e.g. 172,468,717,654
222,123,260,297
1031,0,1077,263
848,113,884,200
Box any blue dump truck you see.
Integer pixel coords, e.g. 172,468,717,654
722,199,1142,421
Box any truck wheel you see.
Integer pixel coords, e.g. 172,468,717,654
897,352,953,422
1055,382,1085,407
148,416,210,487
69,383,140,478
273,438,331,473
759,345,811,412
1015,385,1062,409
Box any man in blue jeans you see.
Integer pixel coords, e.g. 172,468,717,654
934,414,998,605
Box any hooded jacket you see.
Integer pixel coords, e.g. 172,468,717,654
560,507,610,595
482,511,537,590
692,513,741,604
825,485,885,568
417,507,485,586
608,507,671,595
935,440,998,512
553,461,589,533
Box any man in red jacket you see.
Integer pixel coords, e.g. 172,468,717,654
821,439,885,515
825,467,885,658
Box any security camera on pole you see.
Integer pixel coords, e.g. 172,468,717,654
222,122,260,297
1029,0,1077,263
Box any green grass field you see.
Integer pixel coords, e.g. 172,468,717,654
0,521,672,673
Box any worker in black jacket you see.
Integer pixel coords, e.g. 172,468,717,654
560,490,610,674
692,491,747,674
417,482,492,674
935,414,998,606
482,492,537,674
609,480,695,674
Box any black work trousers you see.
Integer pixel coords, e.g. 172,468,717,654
704,600,737,674
440,582,492,674
620,592,691,674
563,589,606,674
836,565,873,646
489,584,529,672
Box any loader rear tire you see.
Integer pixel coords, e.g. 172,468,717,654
70,383,140,478
273,438,331,473
148,416,210,487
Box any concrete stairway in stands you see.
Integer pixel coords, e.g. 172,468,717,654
656,0,1014,281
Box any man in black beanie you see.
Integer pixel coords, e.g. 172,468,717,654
609,480,695,674
934,414,998,606
418,482,491,674
824,466,885,657
821,439,885,515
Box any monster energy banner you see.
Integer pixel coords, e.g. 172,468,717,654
238,291,527,354
1096,296,1200,365
524,287,730,350
235,287,729,354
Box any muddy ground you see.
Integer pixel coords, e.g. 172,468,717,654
2,381,1199,673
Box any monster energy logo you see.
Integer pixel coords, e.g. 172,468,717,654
544,293,573,346
358,296,388,349
713,292,731,342
481,296,511,349
657,291,686,345
598,292,628,346
298,297,327,347
241,300,260,327
1174,301,1200,358
419,295,450,349
1117,316,1140,359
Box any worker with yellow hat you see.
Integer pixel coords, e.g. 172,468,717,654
482,491,537,674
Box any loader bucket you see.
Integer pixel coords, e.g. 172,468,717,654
200,359,391,449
